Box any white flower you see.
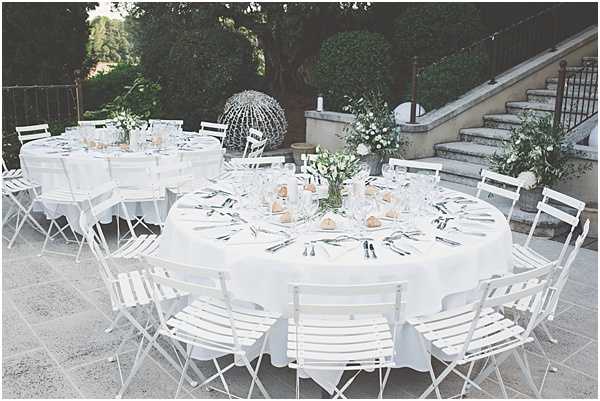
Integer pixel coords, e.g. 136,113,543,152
356,143,371,156
517,171,537,190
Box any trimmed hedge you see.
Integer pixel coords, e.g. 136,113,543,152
414,48,490,111
314,31,393,112
82,63,142,113
393,4,485,67
160,28,259,130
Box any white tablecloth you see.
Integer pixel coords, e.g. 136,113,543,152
20,133,223,229
158,184,513,393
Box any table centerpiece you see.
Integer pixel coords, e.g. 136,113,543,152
313,147,359,210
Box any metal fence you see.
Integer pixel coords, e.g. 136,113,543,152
554,59,598,131
407,3,597,123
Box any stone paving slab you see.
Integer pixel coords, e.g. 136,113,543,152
2,190,597,399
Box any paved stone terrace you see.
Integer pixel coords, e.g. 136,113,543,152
2,187,597,398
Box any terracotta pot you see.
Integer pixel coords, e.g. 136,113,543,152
518,187,543,212
290,142,317,167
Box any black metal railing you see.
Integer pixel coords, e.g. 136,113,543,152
2,70,83,135
408,2,597,122
554,59,598,131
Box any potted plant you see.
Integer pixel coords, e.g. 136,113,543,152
490,111,591,212
342,93,405,175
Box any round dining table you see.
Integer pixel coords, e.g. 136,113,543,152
157,173,514,393
20,132,224,229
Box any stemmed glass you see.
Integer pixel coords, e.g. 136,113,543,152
284,162,296,177
381,163,394,188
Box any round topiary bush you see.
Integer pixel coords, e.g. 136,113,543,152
414,48,490,111
219,90,287,151
314,31,393,112
161,28,259,130
392,4,486,67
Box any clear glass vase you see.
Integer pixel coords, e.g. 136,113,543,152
324,180,344,210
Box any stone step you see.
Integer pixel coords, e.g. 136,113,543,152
434,141,499,166
459,127,510,146
546,76,596,90
225,147,294,162
582,56,598,65
526,88,597,105
417,156,483,187
483,113,522,130
506,101,554,118
567,66,598,74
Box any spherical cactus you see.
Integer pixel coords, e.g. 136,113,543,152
219,90,287,151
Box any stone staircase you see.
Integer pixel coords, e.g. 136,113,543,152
419,56,597,234
420,56,598,188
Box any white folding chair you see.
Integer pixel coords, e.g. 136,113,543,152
106,155,164,243
2,174,47,248
2,157,22,179
288,281,408,399
242,128,266,158
230,156,285,169
156,159,195,200
118,255,280,399
491,219,590,394
16,123,51,144
388,158,442,178
300,153,318,173
78,119,115,128
79,197,202,397
512,187,585,271
476,169,525,222
409,262,556,399
198,121,228,143
20,154,98,262
148,119,184,132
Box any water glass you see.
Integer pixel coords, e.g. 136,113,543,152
284,162,296,177
381,163,394,187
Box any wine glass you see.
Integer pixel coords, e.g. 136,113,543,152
284,162,296,177
381,163,394,187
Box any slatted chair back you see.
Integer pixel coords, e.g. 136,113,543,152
459,262,556,362
476,170,525,222
78,119,114,128
300,153,318,173
79,184,136,308
230,156,285,169
544,219,590,321
142,254,240,354
106,155,160,191
2,157,21,179
388,158,442,178
19,154,75,198
198,121,228,143
242,129,265,158
148,119,184,132
288,281,407,370
16,124,51,144
525,187,585,265
155,159,194,193
178,149,224,181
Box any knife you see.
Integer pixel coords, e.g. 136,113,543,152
265,238,296,253
464,217,495,223
435,236,462,246
363,240,370,259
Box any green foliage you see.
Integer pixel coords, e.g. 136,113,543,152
160,28,259,129
105,76,161,119
392,3,485,67
489,112,592,189
2,3,94,84
83,64,142,112
86,16,134,64
315,31,393,112
414,49,490,111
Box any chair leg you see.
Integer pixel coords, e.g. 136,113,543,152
241,353,270,399
540,321,558,344
105,311,124,333
213,358,232,399
420,362,456,399
247,333,269,399
379,367,391,399
295,369,300,400
418,336,442,399
491,354,508,398
117,330,159,398
460,361,475,398
332,370,361,400
532,331,557,392
175,345,193,399
513,349,541,399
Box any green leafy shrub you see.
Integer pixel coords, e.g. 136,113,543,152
413,49,490,111
82,63,142,113
160,28,259,130
314,31,393,112
392,4,486,67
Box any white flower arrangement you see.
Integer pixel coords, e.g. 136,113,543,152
517,171,537,190
312,146,359,184
110,108,144,142
342,93,406,158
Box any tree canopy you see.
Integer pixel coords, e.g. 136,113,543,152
87,16,134,64
2,2,96,85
